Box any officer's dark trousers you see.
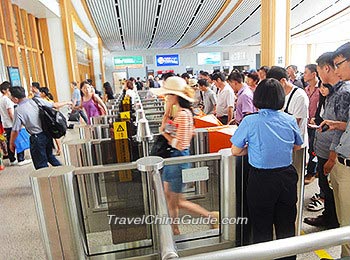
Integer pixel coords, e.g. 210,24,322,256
247,165,298,260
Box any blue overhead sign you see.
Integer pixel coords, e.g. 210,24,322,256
156,54,179,66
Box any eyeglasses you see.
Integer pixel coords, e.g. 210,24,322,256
334,58,349,69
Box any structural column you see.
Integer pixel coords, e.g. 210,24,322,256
60,0,79,83
261,0,291,67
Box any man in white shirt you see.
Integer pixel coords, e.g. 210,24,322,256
0,81,31,166
211,72,235,125
267,66,309,147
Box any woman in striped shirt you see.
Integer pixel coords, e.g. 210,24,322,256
152,76,218,235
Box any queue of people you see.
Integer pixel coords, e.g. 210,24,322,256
144,41,350,259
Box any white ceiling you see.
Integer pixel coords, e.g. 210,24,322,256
85,0,350,51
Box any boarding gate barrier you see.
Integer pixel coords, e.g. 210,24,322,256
30,147,306,260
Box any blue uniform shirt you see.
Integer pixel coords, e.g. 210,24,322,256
230,109,303,169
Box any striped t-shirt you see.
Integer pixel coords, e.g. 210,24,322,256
174,108,194,151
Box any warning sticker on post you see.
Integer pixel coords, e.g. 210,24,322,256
122,99,130,105
120,111,130,120
113,121,128,140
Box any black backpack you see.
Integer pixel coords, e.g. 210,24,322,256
33,98,67,138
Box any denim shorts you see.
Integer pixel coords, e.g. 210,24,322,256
162,149,190,193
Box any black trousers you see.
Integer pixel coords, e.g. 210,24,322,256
5,127,24,163
306,127,317,176
247,165,298,260
317,157,339,228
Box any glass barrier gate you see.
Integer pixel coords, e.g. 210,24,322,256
30,151,238,259
30,91,305,260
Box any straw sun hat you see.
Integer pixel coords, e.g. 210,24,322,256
150,76,195,102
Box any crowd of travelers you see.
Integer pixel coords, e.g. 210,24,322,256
1,41,350,260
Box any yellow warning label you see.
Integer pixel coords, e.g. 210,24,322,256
119,170,132,182
115,138,132,182
120,111,130,120
122,99,130,105
113,121,128,140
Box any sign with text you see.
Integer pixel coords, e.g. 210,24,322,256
156,54,179,66
182,167,209,183
114,56,143,69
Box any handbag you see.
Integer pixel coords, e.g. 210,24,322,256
92,95,106,115
14,128,30,153
150,134,172,158
68,109,80,122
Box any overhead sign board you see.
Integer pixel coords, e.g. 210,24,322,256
156,54,179,66
114,56,143,68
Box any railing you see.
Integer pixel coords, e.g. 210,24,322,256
180,226,350,260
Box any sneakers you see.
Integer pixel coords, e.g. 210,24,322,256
0,165,5,171
17,159,32,166
311,193,322,202
307,198,324,211
9,160,18,166
304,215,327,227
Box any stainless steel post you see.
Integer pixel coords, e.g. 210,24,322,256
136,118,153,157
137,156,179,260
192,129,209,196
218,148,236,241
29,166,86,260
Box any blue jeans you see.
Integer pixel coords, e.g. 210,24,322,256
30,132,61,169
162,149,190,193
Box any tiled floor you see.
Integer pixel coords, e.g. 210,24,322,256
298,176,341,260
0,149,343,259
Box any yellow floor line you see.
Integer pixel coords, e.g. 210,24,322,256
314,249,334,259
300,230,334,259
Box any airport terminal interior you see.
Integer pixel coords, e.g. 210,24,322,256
1,0,350,259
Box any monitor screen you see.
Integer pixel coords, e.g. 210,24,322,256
7,67,21,87
197,52,221,65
